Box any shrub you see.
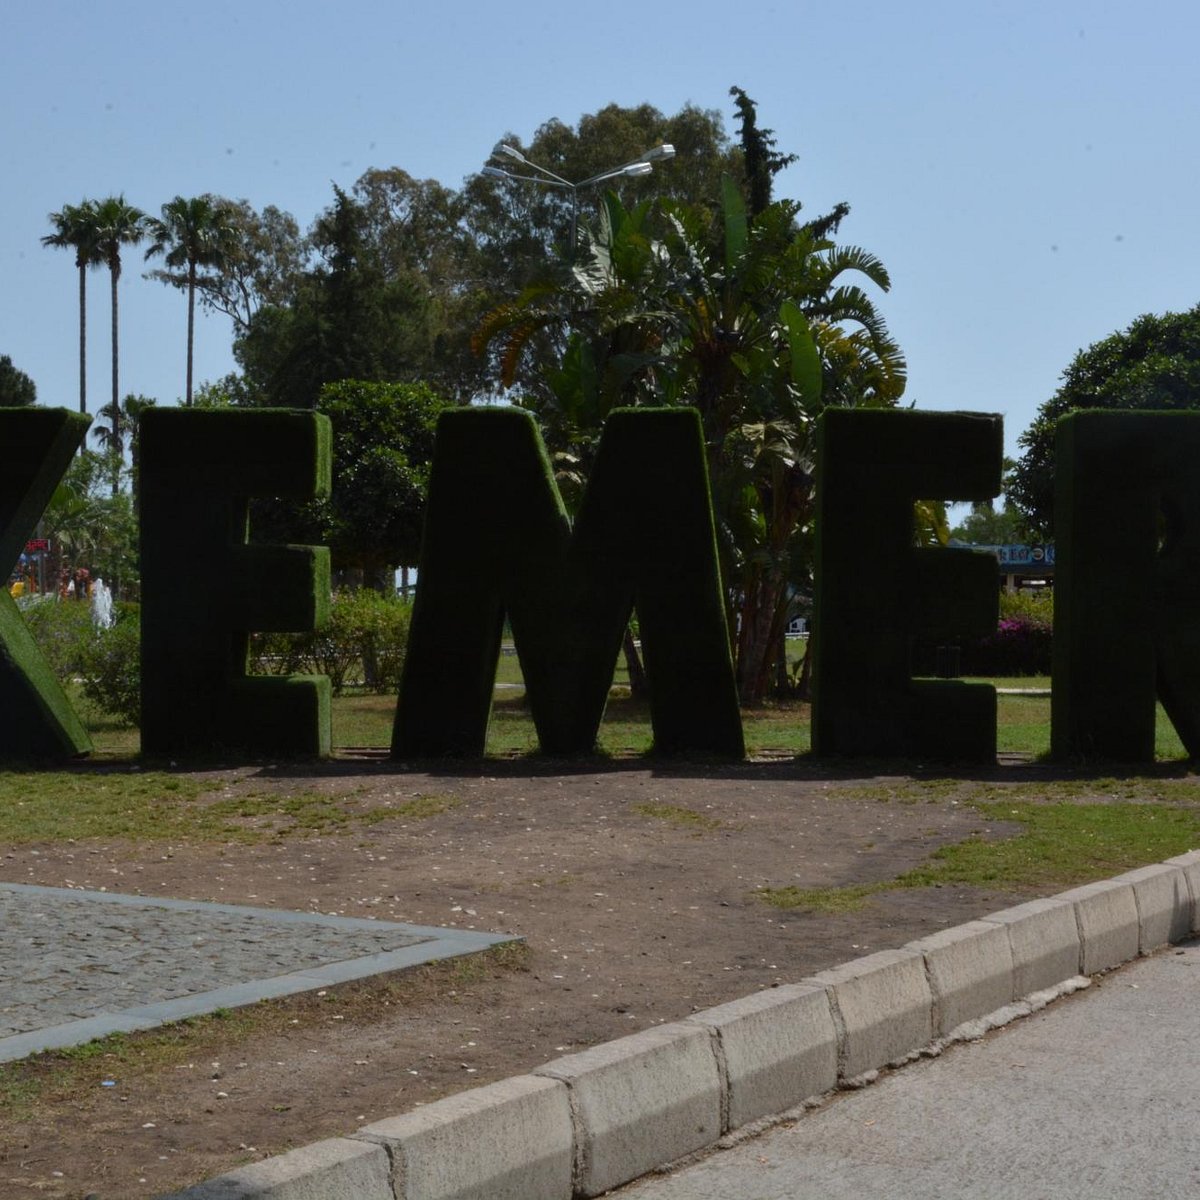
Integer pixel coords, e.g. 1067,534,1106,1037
21,596,93,679
249,590,411,695
76,605,142,726
964,613,1053,676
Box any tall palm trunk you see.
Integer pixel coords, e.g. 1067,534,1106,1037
109,262,120,497
77,260,87,415
185,260,196,406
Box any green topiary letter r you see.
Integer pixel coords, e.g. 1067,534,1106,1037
1052,411,1200,761
139,408,332,756
0,408,92,758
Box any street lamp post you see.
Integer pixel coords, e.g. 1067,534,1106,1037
482,141,675,260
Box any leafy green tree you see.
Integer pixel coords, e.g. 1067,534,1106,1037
315,380,449,590
90,195,149,483
0,355,37,406
41,200,103,414
250,380,449,592
145,195,241,405
1011,305,1200,536
187,198,308,332
233,187,457,407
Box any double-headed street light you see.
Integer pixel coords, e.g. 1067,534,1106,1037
482,141,675,258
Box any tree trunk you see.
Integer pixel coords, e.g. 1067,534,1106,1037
623,626,649,700
186,261,196,406
110,265,120,497
77,261,87,416
795,631,813,701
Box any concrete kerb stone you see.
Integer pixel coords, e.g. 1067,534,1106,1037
978,897,1083,996
1112,862,1193,951
683,982,837,1133
160,1137,392,1200
157,855,1200,1200
1056,878,1141,975
354,1074,572,1200
905,920,1015,1037
1164,850,1200,933
533,1022,722,1198
801,947,933,1081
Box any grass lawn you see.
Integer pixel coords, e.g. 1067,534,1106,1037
63,666,1192,763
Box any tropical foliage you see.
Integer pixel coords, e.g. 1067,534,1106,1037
41,200,103,413
145,196,240,405
476,170,905,701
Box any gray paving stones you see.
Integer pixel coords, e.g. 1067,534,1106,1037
0,882,511,1062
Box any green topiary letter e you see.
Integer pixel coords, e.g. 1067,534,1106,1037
140,409,332,756
811,409,1002,761
393,406,743,758
0,408,92,757
1052,411,1200,761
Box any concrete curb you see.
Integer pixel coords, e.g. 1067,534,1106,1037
160,850,1200,1200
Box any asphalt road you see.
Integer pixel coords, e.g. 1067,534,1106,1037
619,941,1200,1199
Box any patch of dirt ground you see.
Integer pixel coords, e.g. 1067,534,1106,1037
3,757,1054,1198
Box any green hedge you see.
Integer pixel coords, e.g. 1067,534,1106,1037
811,408,1003,761
393,406,743,759
139,409,333,757
0,408,92,757
1052,411,1200,761
251,590,411,695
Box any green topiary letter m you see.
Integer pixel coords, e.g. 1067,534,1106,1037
393,406,744,759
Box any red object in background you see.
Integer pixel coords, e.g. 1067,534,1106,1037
25,538,49,553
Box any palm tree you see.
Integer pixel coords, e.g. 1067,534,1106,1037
92,393,156,503
90,196,148,490
41,200,103,415
145,196,238,405
477,185,906,702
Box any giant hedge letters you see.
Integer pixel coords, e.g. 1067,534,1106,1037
0,409,92,757
810,409,1003,761
139,408,332,756
1053,411,1200,762
392,406,744,758
12,402,1200,765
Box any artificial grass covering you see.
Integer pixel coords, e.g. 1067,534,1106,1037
138,408,333,757
810,408,1003,761
0,408,92,757
393,406,743,758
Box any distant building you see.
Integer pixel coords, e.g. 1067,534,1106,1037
948,542,1054,594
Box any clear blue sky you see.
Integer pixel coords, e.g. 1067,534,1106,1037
3,0,1197,458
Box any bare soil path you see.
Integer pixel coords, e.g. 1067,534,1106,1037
2,757,1057,1198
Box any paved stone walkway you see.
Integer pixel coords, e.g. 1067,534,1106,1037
0,882,510,1063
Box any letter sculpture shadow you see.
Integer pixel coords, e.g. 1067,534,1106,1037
139,409,332,756
393,407,744,759
0,408,92,757
811,409,1003,761
1053,411,1200,761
